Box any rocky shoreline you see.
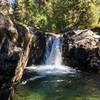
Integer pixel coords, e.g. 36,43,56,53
0,13,100,100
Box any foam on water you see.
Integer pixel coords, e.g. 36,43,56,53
25,65,76,76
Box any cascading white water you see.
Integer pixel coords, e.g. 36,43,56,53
44,36,62,65
25,35,76,76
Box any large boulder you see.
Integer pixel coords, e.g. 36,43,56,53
27,27,46,65
62,29,100,72
0,13,33,100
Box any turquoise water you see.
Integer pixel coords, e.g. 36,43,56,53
14,72,100,100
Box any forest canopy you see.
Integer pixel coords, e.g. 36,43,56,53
0,0,100,32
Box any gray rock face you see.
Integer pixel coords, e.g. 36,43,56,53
0,13,33,100
62,29,100,72
27,29,46,65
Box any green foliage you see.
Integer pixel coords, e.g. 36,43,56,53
52,0,99,30
2,0,100,32
0,0,10,16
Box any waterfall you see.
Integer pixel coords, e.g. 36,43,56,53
44,36,62,65
25,35,76,76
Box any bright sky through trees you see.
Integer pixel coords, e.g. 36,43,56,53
8,0,15,4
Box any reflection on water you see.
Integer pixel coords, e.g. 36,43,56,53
14,73,100,100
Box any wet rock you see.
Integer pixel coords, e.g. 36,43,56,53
62,29,100,72
27,28,46,65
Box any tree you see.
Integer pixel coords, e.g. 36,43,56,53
9,0,100,32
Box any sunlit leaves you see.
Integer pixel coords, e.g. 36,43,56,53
6,0,100,32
